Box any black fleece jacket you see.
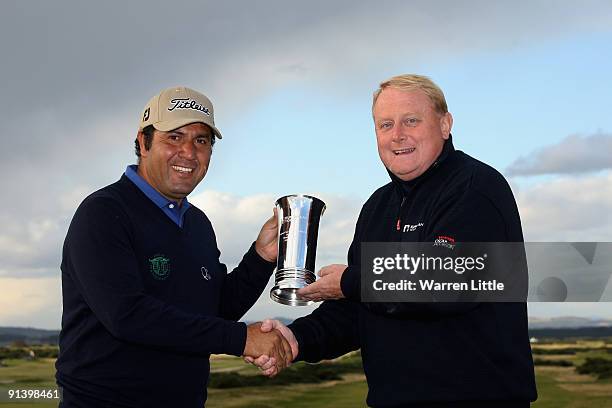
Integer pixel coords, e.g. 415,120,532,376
288,137,537,407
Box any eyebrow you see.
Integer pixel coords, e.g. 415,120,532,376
398,112,422,117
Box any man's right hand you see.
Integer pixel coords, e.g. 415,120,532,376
243,322,293,375
244,319,299,377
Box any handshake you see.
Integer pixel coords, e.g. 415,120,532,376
242,319,298,377
240,264,348,376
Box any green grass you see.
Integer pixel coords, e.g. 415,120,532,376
0,358,58,406
0,401,59,408
210,355,255,373
529,343,612,408
532,367,612,408
236,380,368,408
270,380,367,408
0,359,56,384
206,377,368,408
209,357,363,389
0,343,611,407
531,368,578,408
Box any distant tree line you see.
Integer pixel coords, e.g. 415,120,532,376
528,327,612,339
0,345,58,360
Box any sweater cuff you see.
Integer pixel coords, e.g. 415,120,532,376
223,321,248,356
243,242,277,273
286,322,306,362
340,265,361,301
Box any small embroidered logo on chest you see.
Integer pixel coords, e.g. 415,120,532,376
149,255,171,280
201,266,212,280
402,222,424,233
434,235,456,250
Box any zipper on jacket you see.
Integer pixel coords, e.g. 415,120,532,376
396,196,406,231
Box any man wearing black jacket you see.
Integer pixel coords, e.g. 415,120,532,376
252,75,537,407
56,86,292,408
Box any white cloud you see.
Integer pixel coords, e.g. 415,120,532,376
0,277,62,329
2,1,611,283
190,191,363,322
0,184,93,278
506,133,612,176
3,178,612,330
528,302,612,320
515,171,612,241
0,216,64,277
190,191,362,269
0,190,362,328
2,1,612,327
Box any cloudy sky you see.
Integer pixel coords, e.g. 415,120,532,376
1,1,611,329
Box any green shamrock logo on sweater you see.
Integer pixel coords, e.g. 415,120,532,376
149,255,170,280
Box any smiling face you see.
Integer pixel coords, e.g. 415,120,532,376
136,122,213,203
373,88,453,181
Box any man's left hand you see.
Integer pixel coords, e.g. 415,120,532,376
297,264,347,301
255,208,278,262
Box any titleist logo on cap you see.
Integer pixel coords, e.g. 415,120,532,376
168,98,211,115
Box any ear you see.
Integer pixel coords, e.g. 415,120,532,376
137,131,148,158
440,112,453,140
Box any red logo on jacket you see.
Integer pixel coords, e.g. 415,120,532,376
434,235,456,249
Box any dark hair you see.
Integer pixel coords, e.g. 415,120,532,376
134,125,215,159
135,125,155,158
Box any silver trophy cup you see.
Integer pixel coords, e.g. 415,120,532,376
270,195,326,306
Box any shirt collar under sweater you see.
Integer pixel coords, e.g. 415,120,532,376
124,164,191,227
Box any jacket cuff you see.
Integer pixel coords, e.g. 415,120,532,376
243,242,277,272
340,266,360,301
223,321,248,356
287,321,306,362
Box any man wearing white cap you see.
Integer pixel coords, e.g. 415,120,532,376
56,87,291,407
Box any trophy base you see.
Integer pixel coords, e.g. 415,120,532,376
270,287,314,306
270,268,316,306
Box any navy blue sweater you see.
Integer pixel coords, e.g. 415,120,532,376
289,138,537,407
56,174,275,407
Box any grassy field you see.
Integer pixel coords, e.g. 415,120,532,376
0,341,610,407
